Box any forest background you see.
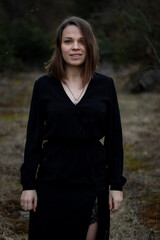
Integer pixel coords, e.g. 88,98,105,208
0,0,160,239
0,0,160,76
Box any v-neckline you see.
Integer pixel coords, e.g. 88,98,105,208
58,77,94,106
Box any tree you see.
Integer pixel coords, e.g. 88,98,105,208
121,9,160,66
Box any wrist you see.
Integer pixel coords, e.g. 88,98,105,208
110,185,122,191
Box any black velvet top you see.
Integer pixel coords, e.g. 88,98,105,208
20,72,127,191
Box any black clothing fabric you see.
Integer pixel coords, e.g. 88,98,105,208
90,197,98,224
20,72,127,240
28,183,110,240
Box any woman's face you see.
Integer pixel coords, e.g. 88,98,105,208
61,25,86,68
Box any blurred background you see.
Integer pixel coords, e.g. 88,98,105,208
0,0,160,239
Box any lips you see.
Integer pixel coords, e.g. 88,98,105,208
70,54,82,56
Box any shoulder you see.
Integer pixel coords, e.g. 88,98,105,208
35,74,57,86
93,72,114,87
94,72,113,83
31,74,58,96
33,74,58,92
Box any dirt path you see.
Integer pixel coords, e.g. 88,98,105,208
0,73,160,240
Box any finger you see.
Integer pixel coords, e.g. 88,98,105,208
20,198,27,211
109,196,113,210
112,200,121,211
20,199,24,208
111,203,117,211
20,194,27,210
117,200,122,210
110,202,113,211
22,198,32,211
23,200,28,211
33,195,38,212
20,196,25,206
27,199,33,211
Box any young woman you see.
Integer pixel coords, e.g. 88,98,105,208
20,16,127,240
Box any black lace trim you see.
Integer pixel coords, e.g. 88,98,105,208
90,197,98,224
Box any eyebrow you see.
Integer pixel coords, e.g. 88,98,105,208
63,37,84,40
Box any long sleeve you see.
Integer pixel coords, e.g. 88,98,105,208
104,78,127,191
20,80,44,190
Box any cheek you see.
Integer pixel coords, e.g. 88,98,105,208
61,46,64,54
82,46,86,56
61,47,68,60
83,50,86,60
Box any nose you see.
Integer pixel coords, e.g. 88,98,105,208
72,41,79,49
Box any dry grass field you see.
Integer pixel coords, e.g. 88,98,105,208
0,71,160,240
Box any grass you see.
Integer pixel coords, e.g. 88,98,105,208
0,72,160,239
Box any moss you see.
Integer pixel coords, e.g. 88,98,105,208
1,112,21,121
124,144,149,171
1,111,28,122
140,193,160,232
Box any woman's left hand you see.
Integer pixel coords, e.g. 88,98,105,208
109,190,123,212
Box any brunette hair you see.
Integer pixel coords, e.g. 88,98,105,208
45,16,99,87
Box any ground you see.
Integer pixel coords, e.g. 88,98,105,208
0,71,160,240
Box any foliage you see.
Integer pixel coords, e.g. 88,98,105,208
122,9,152,34
0,0,160,72
0,15,51,72
121,9,160,65
10,16,51,66
0,20,21,72
95,31,114,62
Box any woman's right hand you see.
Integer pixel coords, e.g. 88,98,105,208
20,190,37,212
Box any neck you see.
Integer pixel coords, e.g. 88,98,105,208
65,65,83,83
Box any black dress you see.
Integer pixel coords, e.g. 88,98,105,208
20,72,127,240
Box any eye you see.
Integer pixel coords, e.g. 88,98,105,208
79,39,85,44
64,40,72,44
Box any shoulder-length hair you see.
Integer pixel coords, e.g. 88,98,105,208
45,16,99,87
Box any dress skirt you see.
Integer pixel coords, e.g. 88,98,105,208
28,183,110,240
28,139,110,240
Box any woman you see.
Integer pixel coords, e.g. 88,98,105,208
20,16,127,240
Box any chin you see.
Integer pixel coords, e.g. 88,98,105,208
68,61,85,67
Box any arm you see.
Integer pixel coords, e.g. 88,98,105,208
104,78,127,210
20,80,44,211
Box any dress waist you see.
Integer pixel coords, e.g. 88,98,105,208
42,137,101,147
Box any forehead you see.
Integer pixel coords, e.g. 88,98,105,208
62,25,84,38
